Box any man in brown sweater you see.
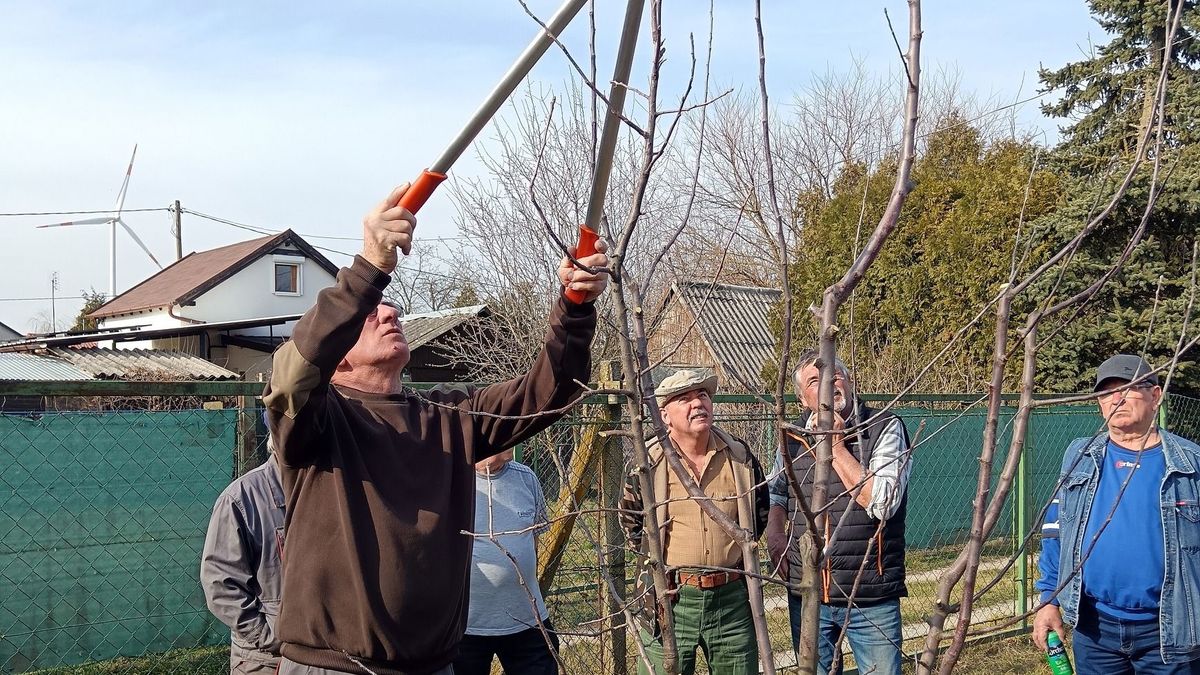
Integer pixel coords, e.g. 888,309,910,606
262,183,608,675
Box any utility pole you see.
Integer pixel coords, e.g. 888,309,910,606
50,271,59,330
173,200,183,260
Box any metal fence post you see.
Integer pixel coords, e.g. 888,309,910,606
1015,416,1030,630
599,360,628,674
236,395,260,477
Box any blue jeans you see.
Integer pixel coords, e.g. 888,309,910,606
1074,602,1200,674
787,593,903,675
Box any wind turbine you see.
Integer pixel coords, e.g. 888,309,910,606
34,145,163,298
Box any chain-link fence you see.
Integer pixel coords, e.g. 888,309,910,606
1,381,1194,674
533,393,1108,673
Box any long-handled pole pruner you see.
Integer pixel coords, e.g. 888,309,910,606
397,0,588,217
564,0,645,303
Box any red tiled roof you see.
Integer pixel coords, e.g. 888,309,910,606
89,229,336,319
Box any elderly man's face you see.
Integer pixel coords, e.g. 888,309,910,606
341,302,410,371
1097,377,1162,433
662,388,714,437
795,363,854,415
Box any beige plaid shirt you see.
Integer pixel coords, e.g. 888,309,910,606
662,435,742,569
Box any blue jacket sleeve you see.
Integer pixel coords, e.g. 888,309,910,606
1034,494,1061,606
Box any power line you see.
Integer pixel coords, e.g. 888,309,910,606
0,296,87,302
180,208,479,244
178,208,510,288
0,207,170,217
181,208,274,236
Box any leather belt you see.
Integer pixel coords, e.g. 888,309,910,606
675,569,742,590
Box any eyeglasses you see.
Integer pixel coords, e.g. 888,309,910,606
369,303,406,321
1097,383,1157,400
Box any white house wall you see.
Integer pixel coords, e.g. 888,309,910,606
176,251,336,336
96,310,183,350
97,311,180,331
222,345,276,382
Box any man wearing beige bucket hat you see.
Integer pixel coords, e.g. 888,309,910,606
620,369,770,675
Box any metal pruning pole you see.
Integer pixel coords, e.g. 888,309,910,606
562,0,646,304
397,0,589,216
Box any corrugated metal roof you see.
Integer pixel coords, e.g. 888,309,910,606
47,347,239,380
402,305,490,350
0,320,21,341
673,282,782,387
0,353,94,381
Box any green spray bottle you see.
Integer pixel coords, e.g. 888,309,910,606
1046,630,1074,675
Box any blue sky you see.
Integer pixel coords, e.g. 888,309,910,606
0,1,1098,332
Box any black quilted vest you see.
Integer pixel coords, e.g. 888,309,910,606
784,402,909,605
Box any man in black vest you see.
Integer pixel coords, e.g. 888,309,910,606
765,350,912,675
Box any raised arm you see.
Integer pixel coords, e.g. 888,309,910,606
467,242,609,457
262,186,415,466
863,417,912,520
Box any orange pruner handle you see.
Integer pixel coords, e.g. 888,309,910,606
398,169,448,216
564,225,600,304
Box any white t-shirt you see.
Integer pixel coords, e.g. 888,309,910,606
466,460,550,635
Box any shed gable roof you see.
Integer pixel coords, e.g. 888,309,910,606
401,305,490,350
667,281,782,386
0,320,21,340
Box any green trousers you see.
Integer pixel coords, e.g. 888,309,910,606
637,576,759,675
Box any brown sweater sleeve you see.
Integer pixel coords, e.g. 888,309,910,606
261,255,389,468
464,294,597,460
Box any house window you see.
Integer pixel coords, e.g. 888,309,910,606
273,256,304,295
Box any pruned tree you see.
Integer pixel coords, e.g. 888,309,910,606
915,1,1192,672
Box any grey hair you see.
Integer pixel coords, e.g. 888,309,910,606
791,349,852,402
792,349,850,378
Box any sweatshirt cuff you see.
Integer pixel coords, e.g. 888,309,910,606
350,255,392,290
559,291,596,318
1040,590,1059,606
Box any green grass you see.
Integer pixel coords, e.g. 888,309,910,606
26,646,227,675
17,632,1055,674
905,538,1014,574
921,633,1052,675
17,535,1036,674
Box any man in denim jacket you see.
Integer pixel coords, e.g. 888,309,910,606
1034,354,1200,673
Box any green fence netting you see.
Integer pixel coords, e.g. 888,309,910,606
0,387,1193,674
